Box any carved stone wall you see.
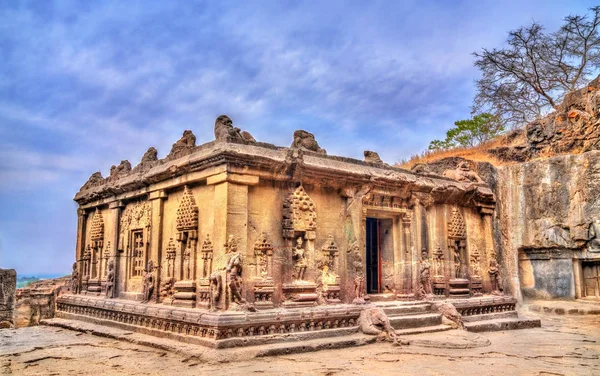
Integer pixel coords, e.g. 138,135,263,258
0,269,16,327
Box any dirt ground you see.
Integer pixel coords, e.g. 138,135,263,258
1,312,599,376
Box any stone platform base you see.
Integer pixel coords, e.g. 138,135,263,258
56,294,363,349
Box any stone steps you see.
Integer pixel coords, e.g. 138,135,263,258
395,324,453,336
379,303,432,316
462,311,518,322
389,313,442,330
464,317,541,332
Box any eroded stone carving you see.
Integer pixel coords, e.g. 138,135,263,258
283,185,317,239
0,269,16,328
168,130,196,160
349,242,366,304
142,260,156,303
120,201,152,234
90,208,104,248
214,115,256,142
71,262,80,294
80,171,104,191
291,130,326,154
109,160,132,178
105,259,115,299
443,161,483,183
224,235,248,308
254,232,273,280
200,234,214,279
358,307,397,341
432,302,465,330
364,150,384,164
488,253,502,295
418,248,432,299
588,220,600,252
292,237,308,281
176,185,199,232
209,271,222,311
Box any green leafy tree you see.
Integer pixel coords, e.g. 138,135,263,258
428,113,505,151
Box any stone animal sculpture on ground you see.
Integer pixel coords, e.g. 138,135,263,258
432,302,465,330
358,307,397,341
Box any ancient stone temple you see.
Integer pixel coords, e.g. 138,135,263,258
57,115,535,348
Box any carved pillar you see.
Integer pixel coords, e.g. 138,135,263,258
148,190,166,302
400,211,413,297
108,201,124,298
173,186,199,308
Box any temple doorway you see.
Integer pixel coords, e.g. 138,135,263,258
366,218,382,293
583,261,600,298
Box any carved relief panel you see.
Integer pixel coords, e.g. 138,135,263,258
119,200,152,292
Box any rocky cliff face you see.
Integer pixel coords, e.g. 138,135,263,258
495,151,600,299
489,75,600,163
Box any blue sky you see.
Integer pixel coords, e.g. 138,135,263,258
0,1,595,275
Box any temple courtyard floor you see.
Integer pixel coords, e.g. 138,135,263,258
1,310,599,376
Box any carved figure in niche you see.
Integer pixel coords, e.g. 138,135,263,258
105,259,115,299
349,242,366,304
433,244,444,276
364,150,384,164
292,237,308,281
141,260,156,303
488,257,502,295
214,115,256,142
588,220,600,251
453,246,462,278
71,263,80,294
209,271,222,311
470,248,481,276
225,236,245,305
443,161,483,183
419,248,432,299
290,130,326,154
358,307,397,342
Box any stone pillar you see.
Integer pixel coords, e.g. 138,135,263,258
400,211,413,297
481,212,494,293
109,201,125,297
75,208,87,282
207,172,259,307
149,190,167,301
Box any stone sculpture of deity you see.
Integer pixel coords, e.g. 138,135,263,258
453,246,462,278
419,248,432,298
141,260,155,303
488,258,502,295
105,259,115,299
71,262,80,294
292,237,308,281
225,236,245,304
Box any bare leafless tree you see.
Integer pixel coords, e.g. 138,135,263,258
473,6,600,129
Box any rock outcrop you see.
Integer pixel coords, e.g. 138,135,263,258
489,75,600,162
0,269,16,328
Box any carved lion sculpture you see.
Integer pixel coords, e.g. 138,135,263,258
432,302,465,330
443,161,483,183
358,307,397,341
291,130,326,154
214,115,256,142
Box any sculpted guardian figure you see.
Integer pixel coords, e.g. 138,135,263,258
225,236,245,304
453,246,462,278
292,237,308,281
141,260,155,303
214,115,256,142
419,248,432,298
488,258,502,295
71,262,80,294
105,260,115,298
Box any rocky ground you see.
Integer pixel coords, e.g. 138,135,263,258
1,311,598,376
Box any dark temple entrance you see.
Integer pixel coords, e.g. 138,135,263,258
366,218,382,294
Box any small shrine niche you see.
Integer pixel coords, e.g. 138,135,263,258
282,185,319,307
448,207,470,298
87,208,105,294
253,232,275,309
175,185,199,280
318,235,341,304
196,235,214,309
119,200,152,283
172,185,199,308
